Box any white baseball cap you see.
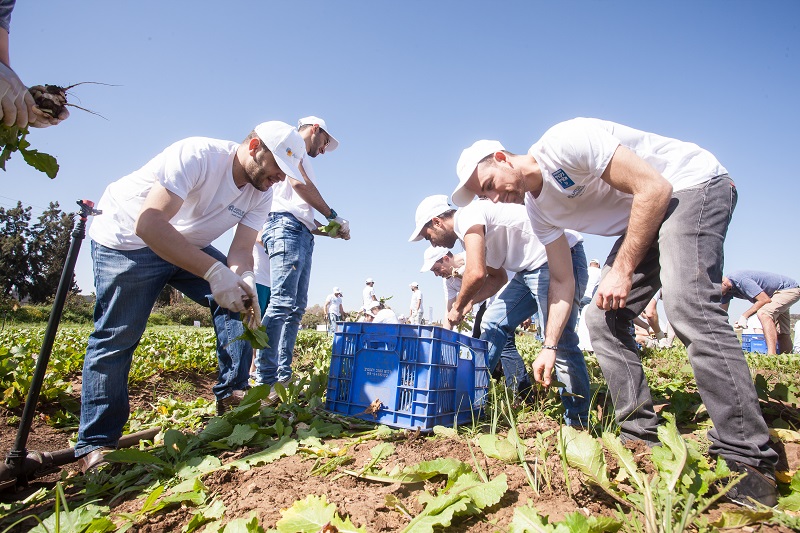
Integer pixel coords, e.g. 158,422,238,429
420,246,450,272
410,282,419,288
365,278,374,284
408,194,452,242
298,116,339,152
452,140,506,207
253,121,306,184
333,286,342,294
369,300,381,309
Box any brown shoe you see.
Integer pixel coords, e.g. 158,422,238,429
216,389,247,416
77,447,114,474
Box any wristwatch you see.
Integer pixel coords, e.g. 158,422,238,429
326,208,338,221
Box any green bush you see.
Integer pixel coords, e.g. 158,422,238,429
147,313,172,326
153,300,212,327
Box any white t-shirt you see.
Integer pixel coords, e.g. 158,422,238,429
454,199,582,273
584,266,602,298
326,294,343,315
270,155,317,231
443,252,467,301
373,308,399,324
363,285,376,308
252,242,271,286
410,290,423,311
526,118,727,246
90,137,272,250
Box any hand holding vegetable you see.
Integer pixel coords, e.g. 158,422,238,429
332,216,350,240
0,61,33,128
240,271,262,330
203,261,252,313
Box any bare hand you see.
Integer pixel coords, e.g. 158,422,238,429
595,268,632,310
531,348,557,386
447,307,464,325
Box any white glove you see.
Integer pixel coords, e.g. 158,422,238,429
0,62,33,128
658,337,672,349
332,217,350,240
203,261,251,313
240,271,262,329
735,315,749,329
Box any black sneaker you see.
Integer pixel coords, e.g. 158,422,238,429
723,459,778,508
216,389,247,416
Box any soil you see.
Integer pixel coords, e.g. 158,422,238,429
1,373,798,532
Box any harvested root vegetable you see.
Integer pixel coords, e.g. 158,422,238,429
28,84,69,119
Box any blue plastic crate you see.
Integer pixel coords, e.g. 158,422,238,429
741,333,768,354
325,322,490,431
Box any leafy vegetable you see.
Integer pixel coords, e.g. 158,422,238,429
232,312,269,350
317,220,341,238
276,494,366,533
0,125,59,178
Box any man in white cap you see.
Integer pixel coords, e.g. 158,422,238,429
452,118,778,507
76,121,304,473
371,300,399,324
409,282,424,324
363,278,377,309
420,246,468,330
412,195,589,417
324,287,345,334
255,116,349,401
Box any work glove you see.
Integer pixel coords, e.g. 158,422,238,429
332,217,350,240
735,315,749,330
203,261,252,313
240,271,262,329
0,62,33,128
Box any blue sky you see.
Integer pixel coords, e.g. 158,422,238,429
3,1,798,323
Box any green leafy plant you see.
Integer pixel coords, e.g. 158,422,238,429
0,125,59,178
317,219,341,238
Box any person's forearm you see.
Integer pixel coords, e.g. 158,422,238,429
543,277,575,346
611,189,671,277
290,165,333,218
453,268,485,315
0,28,10,67
470,267,505,303
743,301,768,318
136,215,216,277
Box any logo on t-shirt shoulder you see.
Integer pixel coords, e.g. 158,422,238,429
552,169,575,189
228,205,245,219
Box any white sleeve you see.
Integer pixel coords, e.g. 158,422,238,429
454,202,488,240
156,141,205,200
526,195,564,246
543,118,620,180
240,189,272,231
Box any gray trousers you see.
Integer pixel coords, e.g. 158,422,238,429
585,176,777,471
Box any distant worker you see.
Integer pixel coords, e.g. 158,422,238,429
363,278,377,308
371,301,399,324
324,287,345,334
580,259,602,309
721,270,800,354
409,282,423,324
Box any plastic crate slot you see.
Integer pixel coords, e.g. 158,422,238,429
399,388,413,412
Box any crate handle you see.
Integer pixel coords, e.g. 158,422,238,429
362,335,398,351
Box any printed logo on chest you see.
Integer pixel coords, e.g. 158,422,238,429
552,169,575,189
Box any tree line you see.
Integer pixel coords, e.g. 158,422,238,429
0,200,78,303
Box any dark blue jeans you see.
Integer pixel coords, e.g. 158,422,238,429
75,241,250,456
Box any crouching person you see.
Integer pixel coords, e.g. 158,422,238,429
75,121,305,473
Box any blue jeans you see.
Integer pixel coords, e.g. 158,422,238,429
75,241,251,456
255,212,314,385
481,242,591,426
328,313,340,334
585,176,777,471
